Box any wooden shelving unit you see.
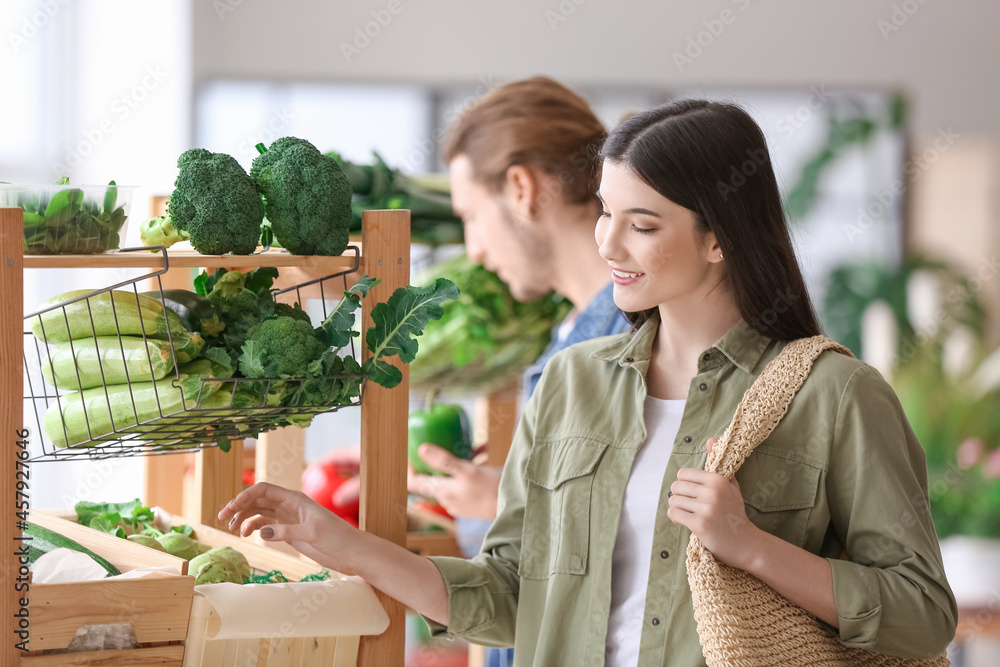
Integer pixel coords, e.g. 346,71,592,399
2,208,410,666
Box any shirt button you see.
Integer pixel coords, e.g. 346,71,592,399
699,382,708,391
683,436,692,443
651,617,661,626
702,353,711,361
624,356,634,363
660,550,669,559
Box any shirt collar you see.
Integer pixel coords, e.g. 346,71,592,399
590,311,773,375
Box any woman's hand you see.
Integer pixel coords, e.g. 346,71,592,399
407,443,502,521
666,438,761,570
218,482,359,571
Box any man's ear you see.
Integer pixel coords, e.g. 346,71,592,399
503,164,538,221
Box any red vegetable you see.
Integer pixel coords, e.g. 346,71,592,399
301,461,360,524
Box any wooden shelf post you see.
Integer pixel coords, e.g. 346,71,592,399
1,208,25,667
357,210,410,666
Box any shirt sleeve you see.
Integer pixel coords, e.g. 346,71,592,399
420,386,538,647
825,364,958,658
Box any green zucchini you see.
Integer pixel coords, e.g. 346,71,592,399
24,521,120,577
43,360,225,448
29,289,187,343
141,289,225,337
40,336,175,390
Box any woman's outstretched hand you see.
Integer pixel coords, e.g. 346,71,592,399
666,437,761,570
218,482,359,571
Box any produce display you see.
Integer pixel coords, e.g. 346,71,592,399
32,264,458,451
328,151,464,246
252,138,352,256
407,396,473,476
301,460,361,526
139,136,353,256
0,178,132,254
23,521,120,577
409,252,571,394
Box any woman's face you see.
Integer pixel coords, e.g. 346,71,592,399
595,161,722,314
449,154,552,302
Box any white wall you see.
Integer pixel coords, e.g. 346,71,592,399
191,0,1000,139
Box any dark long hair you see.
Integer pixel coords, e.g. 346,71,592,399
601,99,822,342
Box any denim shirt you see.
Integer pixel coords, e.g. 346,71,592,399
427,312,957,666
522,281,630,402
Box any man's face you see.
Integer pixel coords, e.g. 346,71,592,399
449,154,551,302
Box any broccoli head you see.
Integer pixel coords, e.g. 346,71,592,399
139,215,190,249
250,137,352,256
169,148,264,255
240,316,326,378
273,301,311,323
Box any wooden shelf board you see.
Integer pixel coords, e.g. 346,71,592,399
23,248,358,270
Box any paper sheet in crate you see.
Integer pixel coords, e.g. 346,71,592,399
194,575,389,639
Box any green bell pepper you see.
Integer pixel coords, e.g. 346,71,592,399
407,397,473,476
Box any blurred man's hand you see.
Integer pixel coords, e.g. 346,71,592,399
407,443,501,520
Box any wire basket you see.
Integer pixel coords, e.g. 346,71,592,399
23,247,366,462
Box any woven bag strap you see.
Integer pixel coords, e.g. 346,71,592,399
705,335,855,478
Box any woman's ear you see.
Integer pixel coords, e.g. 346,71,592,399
703,232,725,263
503,165,539,221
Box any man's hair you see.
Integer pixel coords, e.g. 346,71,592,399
444,76,606,206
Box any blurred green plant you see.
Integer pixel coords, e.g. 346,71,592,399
408,252,571,395
326,151,464,246
783,92,907,222
823,258,1000,538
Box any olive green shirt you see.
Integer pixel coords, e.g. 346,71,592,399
426,314,957,666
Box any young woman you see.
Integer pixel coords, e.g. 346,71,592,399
220,99,957,666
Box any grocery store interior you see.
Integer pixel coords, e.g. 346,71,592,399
2,1,999,665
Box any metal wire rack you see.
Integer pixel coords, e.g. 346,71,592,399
23,246,366,462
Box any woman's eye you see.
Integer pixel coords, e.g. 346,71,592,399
631,225,655,234
598,209,610,218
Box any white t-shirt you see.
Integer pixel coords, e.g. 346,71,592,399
605,395,686,667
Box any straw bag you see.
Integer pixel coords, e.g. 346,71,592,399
685,335,950,667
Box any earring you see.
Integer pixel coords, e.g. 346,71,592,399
720,253,724,260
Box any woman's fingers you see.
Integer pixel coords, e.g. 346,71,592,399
239,514,277,537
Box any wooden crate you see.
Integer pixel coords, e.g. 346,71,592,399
159,515,376,667
23,511,195,667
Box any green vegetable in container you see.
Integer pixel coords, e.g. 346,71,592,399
156,532,210,560
2,178,128,255
42,359,227,448
251,137,353,256
138,214,189,249
141,289,225,338
189,546,251,584
169,148,265,255
24,521,120,577
29,289,189,343
41,336,176,390
126,534,167,551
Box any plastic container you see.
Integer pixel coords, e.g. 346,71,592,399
0,182,136,254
